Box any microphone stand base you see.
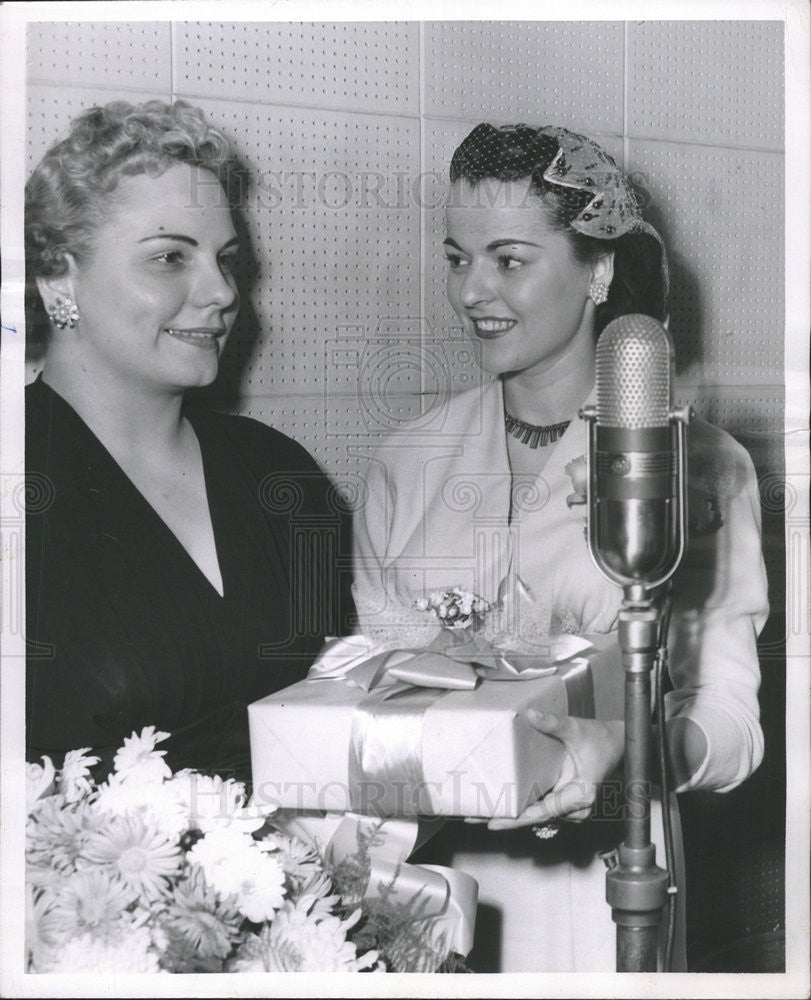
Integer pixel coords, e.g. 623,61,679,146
606,843,669,972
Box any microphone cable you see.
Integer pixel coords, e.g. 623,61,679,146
654,581,678,971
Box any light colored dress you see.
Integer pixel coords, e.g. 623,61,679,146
352,377,768,971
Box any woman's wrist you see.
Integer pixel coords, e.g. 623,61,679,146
665,715,709,789
649,716,709,790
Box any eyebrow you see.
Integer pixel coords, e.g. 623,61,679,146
138,234,241,250
443,237,542,251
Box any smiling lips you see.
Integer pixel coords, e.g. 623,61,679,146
471,317,517,339
164,327,225,350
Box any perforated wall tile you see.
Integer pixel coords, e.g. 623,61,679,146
26,84,173,172
27,21,171,91
174,22,419,115
628,140,783,385
421,120,483,391
678,384,785,472
424,21,624,131
628,21,784,151
190,98,420,479
671,383,785,606
239,392,368,478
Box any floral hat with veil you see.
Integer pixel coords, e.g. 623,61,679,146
451,123,669,298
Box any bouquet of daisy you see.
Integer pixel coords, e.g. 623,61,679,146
25,727,459,974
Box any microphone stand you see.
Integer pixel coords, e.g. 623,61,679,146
605,583,669,973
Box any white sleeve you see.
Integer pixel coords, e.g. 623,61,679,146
665,424,769,793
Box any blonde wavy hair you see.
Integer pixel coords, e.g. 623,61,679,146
25,100,239,344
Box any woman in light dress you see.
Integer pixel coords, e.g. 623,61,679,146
352,123,768,971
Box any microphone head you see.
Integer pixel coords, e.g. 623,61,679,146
595,314,673,428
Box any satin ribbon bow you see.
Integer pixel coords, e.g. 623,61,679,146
269,809,477,968
308,630,595,691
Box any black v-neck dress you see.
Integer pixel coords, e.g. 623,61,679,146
25,378,352,782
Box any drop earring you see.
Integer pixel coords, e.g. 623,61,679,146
47,295,80,330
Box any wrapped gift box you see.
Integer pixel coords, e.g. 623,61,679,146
249,636,622,820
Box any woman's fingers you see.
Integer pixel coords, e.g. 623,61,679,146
525,709,567,737
479,714,624,830
528,713,625,785
562,805,593,822
468,715,623,830
487,779,596,830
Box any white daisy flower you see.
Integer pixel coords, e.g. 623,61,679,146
168,771,265,834
230,895,378,972
35,926,161,973
113,726,171,784
188,828,286,921
94,772,189,841
84,813,182,900
49,868,137,939
26,757,55,812
58,748,100,804
25,884,63,971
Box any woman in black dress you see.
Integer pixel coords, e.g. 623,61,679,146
25,100,347,781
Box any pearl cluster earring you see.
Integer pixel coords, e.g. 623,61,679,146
589,281,609,306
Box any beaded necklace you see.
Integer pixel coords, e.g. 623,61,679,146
504,412,571,449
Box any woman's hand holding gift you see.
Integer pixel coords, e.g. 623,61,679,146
486,711,625,830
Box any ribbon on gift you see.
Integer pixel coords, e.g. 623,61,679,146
308,632,597,818
309,629,596,691
269,808,477,967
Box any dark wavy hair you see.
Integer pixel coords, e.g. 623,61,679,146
449,123,667,333
25,100,239,347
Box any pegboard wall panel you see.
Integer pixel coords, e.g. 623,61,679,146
422,120,487,391
174,22,419,115
26,84,173,174
191,99,421,386
628,21,784,151
27,22,171,91
678,383,786,614
679,384,785,476
423,21,624,131
628,140,784,385
188,98,421,479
